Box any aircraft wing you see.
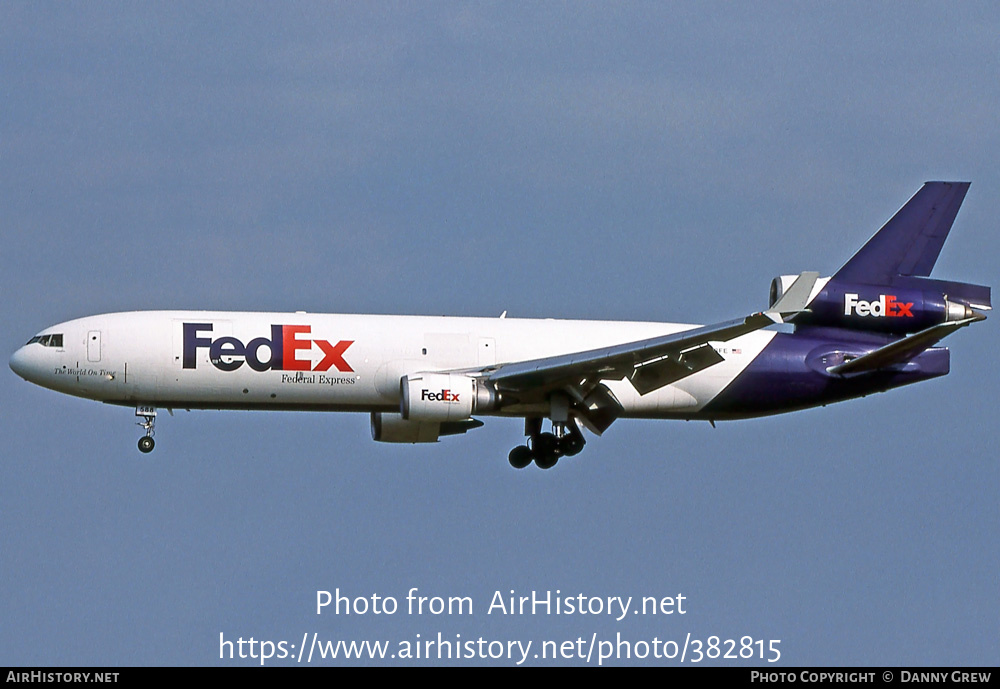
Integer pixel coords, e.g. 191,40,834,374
485,272,819,397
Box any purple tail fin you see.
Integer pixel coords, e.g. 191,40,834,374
834,181,970,284
793,182,990,334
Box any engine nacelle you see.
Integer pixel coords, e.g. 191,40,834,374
400,373,497,422
370,412,486,443
769,274,830,309
770,275,982,333
371,412,442,443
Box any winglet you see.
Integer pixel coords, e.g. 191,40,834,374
765,271,819,323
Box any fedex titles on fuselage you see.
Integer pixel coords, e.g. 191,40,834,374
844,293,914,318
182,323,354,373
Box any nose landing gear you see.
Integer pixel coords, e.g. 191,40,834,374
135,406,156,453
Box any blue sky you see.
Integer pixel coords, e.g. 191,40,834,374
2,2,997,666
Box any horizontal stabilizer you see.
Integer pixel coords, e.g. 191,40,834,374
891,276,991,311
826,313,985,376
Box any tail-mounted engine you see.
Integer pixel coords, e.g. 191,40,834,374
770,274,988,334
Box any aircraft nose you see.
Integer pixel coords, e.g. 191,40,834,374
9,345,35,381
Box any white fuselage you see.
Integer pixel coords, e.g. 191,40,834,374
11,311,776,418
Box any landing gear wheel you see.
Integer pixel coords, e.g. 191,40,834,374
534,452,558,470
508,445,532,469
534,432,558,457
531,432,559,469
560,432,585,457
135,406,157,454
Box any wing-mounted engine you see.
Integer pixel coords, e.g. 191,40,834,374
400,372,499,422
370,372,497,443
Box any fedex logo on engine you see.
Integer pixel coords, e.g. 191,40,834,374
182,323,354,372
844,293,914,318
421,389,460,403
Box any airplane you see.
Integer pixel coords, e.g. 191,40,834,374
9,182,990,469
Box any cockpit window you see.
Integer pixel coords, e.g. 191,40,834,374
28,334,63,347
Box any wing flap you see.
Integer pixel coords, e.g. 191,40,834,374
628,343,724,395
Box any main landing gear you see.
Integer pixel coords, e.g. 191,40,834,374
136,406,156,453
508,417,586,470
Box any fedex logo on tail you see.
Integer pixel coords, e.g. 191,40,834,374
182,323,353,372
844,293,914,318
